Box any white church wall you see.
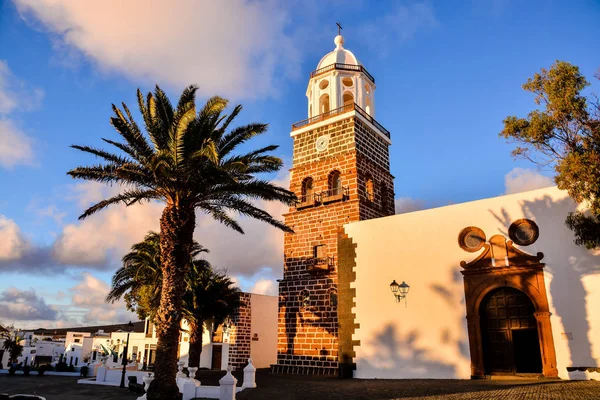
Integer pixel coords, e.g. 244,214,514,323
249,293,278,368
344,186,600,379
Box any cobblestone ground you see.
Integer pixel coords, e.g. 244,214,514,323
234,371,600,400
0,376,137,400
1,372,600,400
394,381,600,400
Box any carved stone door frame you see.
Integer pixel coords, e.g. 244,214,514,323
459,229,558,379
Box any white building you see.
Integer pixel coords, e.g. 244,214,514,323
61,292,277,371
274,30,600,380
341,186,600,380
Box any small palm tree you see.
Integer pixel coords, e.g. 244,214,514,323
2,336,23,365
108,232,239,375
70,86,296,399
107,231,207,320
183,266,241,375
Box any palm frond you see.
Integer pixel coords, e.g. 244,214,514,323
79,189,158,219
70,145,131,165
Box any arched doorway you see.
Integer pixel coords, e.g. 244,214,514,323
480,287,542,375
459,231,558,378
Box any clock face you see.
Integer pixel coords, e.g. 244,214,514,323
315,135,329,152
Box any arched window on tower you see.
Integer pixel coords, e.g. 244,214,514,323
328,170,342,197
365,175,374,202
319,94,330,114
343,92,354,107
365,95,372,116
301,177,314,204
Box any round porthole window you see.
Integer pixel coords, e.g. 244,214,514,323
458,227,486,252
342,77,353,87
509,219,539,246
319,80,329,90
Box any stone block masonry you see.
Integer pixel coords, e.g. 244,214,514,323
228,292,252,369
273,113,394,375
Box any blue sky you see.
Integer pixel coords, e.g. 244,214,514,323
0,0,598,328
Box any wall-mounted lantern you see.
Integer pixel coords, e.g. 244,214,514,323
390,280,410,306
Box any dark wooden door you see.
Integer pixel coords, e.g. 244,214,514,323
211,344,222,370
148,349,156,367
480,287,541,374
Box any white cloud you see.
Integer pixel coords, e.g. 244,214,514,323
0,61,41,168
0,215,29,261
69,273,136,324
0,214,63,273
193,171,289,276
14,0,299,99
0,119,34,168
358,1,438,56
0,287,58,321
52,182,162,266
504,168,554,195
13,273,138,328
0,165,289,277
0,60,44,114
395,197,427,214
52,169,289,277
36,205,67,226
249,278,278,296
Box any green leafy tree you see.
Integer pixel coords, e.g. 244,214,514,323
70,86,296,399
500,61,600,247
183,266,241,375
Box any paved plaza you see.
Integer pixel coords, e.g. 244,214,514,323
1,372,600,400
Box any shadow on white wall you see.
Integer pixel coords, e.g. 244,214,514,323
490,194,600,377
360,323,465,379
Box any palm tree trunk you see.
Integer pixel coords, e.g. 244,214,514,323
147,204,196,400
187,319,204,377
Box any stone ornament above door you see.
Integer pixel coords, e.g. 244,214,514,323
457,221,558,379
459,222,542,271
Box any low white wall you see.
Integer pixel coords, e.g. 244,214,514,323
345,186,600,379
103,368,149,383
249,294,278,368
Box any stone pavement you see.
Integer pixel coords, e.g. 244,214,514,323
0,376,137,400
394,380,600,400
1,372,600,400
235,372,600,400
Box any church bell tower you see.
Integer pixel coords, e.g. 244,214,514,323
273,31,395,375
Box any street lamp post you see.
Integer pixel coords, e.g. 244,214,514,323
119,321,134,389
389,280,410,306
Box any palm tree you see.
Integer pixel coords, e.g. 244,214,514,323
183,266,241,375
69,86,296,399
108,231,238,373
2,336,23,365
107,231,207,320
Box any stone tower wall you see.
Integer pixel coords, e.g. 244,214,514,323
274,114,394,374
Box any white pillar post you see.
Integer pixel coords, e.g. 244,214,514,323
182,381,197,400
136,373,154,400
96,365,107,382
219,367,237,400
176,360,186,378
241,359,256,389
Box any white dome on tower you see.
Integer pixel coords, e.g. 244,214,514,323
305,32,376,121
316,35,360,69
